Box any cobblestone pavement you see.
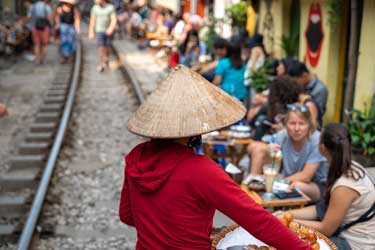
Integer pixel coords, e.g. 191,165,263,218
0,46,60,177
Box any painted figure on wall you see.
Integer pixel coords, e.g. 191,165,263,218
305,3,324,68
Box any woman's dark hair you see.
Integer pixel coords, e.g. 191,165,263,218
179,29,199,55
320,123,365,205
213,37,228,50
227,42,243,69
287,61,309,77
279,57,296,74
268,76,303,120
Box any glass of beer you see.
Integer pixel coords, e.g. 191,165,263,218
263,164,278,200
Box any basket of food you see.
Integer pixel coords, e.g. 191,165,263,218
211,213,337,250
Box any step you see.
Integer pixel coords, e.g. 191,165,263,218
0,224,17,235
44,96,66,104
0,195,29,215
49,84,69,91
52,77,70,84
30,122,57,133
35,112,60,123
25,132,54,143
0,169,39,191
18,142,50,155
46,89,67,97
39,103,64,112
10,155,45,170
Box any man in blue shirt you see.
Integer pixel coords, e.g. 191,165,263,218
288,61,328,116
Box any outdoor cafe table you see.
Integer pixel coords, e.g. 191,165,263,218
240,184,311,209
202,130,253,166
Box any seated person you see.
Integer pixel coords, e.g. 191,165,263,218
179,29,206,67
212,42,246,101
276,57,295,76
288,61,328,117
125,6,143,39
193,37,228,82
274,123,375,250
248,76,321,140
146,14,168,47
246,104,327,202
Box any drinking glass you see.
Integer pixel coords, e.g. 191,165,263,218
262,164,278,200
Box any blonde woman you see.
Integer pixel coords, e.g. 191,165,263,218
246,104,328,202
274,123,375,250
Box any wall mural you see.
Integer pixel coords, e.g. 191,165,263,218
304,3,324,68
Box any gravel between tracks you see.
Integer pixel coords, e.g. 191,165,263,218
33,37,143,249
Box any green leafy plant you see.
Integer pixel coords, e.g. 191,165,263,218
225,1,248,29
202,15,220,54
346,103,375,156
248,60,274,93
327,0,342,31
281,34,299,57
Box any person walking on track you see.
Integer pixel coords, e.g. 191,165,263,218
54,0,80,64
28,0,53,64
88,0,117,72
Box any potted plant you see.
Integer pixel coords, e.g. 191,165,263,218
225,1,248,32
247,59,274,93
346,103,375,167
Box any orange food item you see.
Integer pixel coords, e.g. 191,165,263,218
298,227,310,238
306,231,318,243
284,211,293,224
312,242,320,250
279,218,289,227
288,221,300,233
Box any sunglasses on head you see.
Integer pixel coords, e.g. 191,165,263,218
287,103,308,113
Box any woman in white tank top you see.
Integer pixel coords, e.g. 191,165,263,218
274,123,375,250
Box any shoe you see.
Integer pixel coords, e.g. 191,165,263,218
97,64,105,72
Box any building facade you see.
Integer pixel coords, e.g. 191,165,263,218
257,0,374,122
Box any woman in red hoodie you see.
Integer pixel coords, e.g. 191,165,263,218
119,65,311,250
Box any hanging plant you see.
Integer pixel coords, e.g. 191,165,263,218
327,0,342,30
225,1,248,29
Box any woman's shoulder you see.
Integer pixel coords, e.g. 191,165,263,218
333,167,373,193
218,57,230,65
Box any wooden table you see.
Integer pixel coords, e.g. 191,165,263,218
202,130,253,166
240,184,311,209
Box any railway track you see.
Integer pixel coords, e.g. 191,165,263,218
0,34,148,249
0,41,82,249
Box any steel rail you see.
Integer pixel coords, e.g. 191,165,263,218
17,40,82,250
111,45,145,104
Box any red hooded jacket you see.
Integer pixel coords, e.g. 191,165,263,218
119,140,311,250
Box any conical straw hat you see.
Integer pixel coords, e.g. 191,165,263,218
127,65,246,138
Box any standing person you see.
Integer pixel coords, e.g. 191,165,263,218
28,0,53,64
119,65,312,250
0,103,8,117
88,0,117,72
274,123,375,250
55,0,80,64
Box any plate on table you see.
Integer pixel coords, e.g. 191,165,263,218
212,224,336,250
231,131,251,138
230,125,251,133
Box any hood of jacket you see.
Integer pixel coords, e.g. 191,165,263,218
125,140,193,193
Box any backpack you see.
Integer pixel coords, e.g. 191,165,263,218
34,3,50,30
